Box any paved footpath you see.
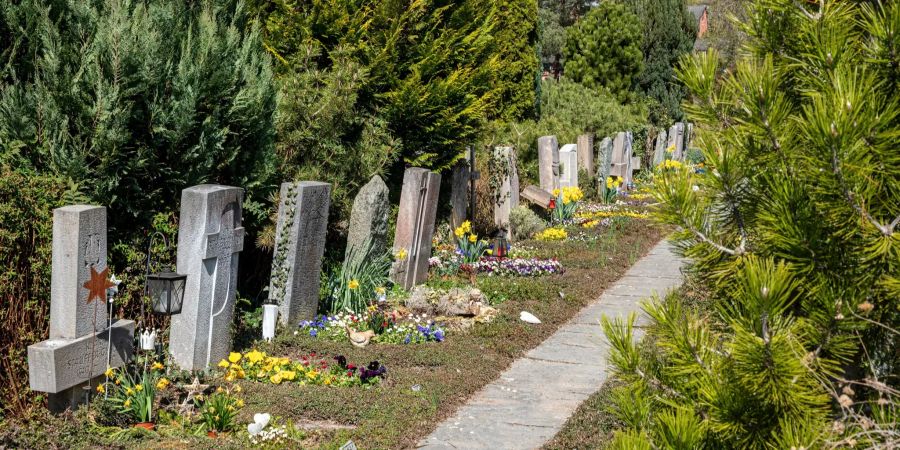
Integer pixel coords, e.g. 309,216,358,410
418,240,685,450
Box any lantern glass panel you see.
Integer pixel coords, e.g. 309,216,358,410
148,272,186,314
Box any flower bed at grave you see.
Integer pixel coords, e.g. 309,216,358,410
218,350,386,386
468,257,564,277
429,244,563,277
298,310,446,344
536,227,568,241
576,203,651,220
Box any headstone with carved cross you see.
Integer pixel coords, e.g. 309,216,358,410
391,168,441,290
28,205,135,412
269,181,331,326
170,185,245,371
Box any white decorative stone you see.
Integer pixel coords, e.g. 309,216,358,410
519,311,541,324
171,184,245,371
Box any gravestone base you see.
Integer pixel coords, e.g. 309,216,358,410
30,319,135,413
28,319,135,394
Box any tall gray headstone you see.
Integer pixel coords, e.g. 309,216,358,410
345,175,390,262
558,144,578,188
537,135,559,192
653,129,668,166
450,160,469,233
492,146,520,237
391,168,441,290
28,205,135,412
685,122,694,157
270,181,331,326
610,132,628,178
597,137,614,198
171,185,245,371
668,123,685,161
623,132,636,187
576,134,594,178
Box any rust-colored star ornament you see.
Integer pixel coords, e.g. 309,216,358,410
83,266,115,304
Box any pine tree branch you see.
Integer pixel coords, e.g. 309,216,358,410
830,143,897,236
680,225,741,256
793,0,824,21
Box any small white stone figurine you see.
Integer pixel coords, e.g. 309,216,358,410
140,329,157,351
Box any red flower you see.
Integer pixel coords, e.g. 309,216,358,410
548,199,556,209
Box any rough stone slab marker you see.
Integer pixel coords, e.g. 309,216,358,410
597,136,614,197
520,185,554,210
537,135,559,192
492,146,519,236
577,133,594,177
171,185,245,370
668,122,685,161
558,143,578,189
391,168,441,290
653,129,668,166
28,205,135,412
345,175,390,261
270,181,331,326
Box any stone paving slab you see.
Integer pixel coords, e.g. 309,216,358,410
418,241,685,450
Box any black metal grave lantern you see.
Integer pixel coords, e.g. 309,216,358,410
145,232,186,315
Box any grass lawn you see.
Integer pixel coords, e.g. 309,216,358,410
1,213,665,449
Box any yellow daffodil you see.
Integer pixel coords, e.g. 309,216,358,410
454,226,465,238
348,279,360,290
236,399,244,408
375,287,386,295
151,362,164,370
395,248,408,261
156,378,170,390
125,387,134,395
104,367,114,378
134,384,143,392
228,352,242,363
324,378,332,386
468,234,477,243
245,349,265,364
217,359,230,368
486,249,493,255
96,384,105,394
460,220,472,233
124,399,131,407
216,386,224,393
233,385,242,393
